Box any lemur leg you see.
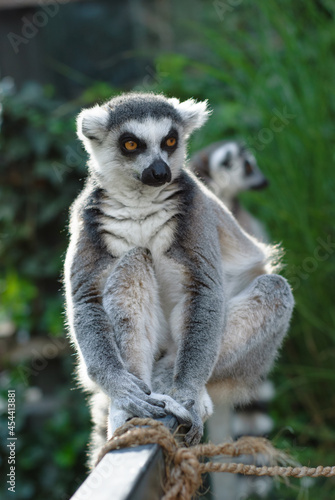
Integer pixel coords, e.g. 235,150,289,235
102,247,190,437
102,247,164,436
208,274,294,406
103,247,164,384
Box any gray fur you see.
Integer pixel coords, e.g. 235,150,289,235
104,93,183,130
64,92,294,467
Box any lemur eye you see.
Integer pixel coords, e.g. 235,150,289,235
124,140,138,151
161,129,178,152
166,137,176,147
245,160,253,176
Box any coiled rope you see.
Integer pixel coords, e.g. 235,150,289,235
96,418,335,500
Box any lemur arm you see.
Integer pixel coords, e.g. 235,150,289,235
166,240,226,444
66,228,141,390
64,214,168,419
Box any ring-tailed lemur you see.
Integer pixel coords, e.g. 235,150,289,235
64,92,294,467
190,141,269,241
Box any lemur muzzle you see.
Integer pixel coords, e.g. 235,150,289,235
141,159,172,187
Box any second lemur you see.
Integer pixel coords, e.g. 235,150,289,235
190,140,269,241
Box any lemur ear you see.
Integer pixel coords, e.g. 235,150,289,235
169,97,211,136
76,105,109,145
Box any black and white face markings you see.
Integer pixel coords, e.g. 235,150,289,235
209,142,268,196
189,141,270,241
110,117,185,190
76,93,209,193
117,126,179,187
190,141,269,201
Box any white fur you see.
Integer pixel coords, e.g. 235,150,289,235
77,105,109,146
168,97,211,135
153,256,186,344
99,185,180,258
82,117,186,196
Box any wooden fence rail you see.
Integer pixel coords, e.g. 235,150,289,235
71,415,180,500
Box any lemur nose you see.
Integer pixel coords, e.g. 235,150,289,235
141,159,172,187
252,178,269,190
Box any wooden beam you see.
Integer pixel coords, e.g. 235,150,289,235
70,416,179,500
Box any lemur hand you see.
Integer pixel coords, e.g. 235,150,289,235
111,370,168,419
150,392,193,426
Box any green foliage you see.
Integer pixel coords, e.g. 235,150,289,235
0,81,118,336
0,361,90,500
0,83,78,335
0,82,115,500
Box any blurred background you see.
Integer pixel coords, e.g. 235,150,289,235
0,1,334,499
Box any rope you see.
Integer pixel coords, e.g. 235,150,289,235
96,418,335,500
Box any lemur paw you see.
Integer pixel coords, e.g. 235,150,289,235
184,407,204,446
150,392,192,425
111,371,169,421
113,390,169,419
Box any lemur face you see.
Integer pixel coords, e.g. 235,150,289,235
209,142,268,199
76,93,210,191
111,117,183,187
